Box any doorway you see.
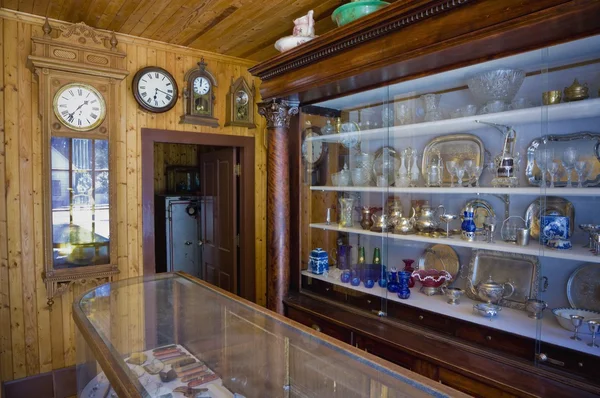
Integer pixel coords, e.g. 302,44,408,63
141,129,255,301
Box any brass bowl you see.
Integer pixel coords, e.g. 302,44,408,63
564,78,589,102
542,90,562,105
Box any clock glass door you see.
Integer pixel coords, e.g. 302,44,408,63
51,137,110,268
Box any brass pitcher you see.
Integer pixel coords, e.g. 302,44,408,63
357,206,381,230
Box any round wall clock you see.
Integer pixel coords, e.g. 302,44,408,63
132,66,178,113
301,124,327,169
53,83,106,131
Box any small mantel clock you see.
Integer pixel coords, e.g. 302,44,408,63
180,58,219,127
225,76,256,128
28,20,128,306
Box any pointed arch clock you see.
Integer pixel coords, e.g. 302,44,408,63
225,76,256,128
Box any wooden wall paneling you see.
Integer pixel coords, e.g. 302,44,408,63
31,22,52,374
164,52,177,131
155,50,167,131
17,19,40,377
4,17,26,381
95,0,127,30
82,0,111,28
0,15,13,383
31,0,51,16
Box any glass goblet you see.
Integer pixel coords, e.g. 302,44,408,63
563,147,578,188
547,161,560,188
570,315,584,341
455,166,466,187
446,160,457,187
471,166,483,187
483,216,497,243
574,160,587,188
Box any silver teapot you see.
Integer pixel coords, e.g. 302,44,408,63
470,275,515,304
415,203,444,233
371,214,393,232
393,207,416,234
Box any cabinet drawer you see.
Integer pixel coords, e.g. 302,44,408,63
439,368,517,398
455,324,534,359
286,306,353,344
354,334,415,371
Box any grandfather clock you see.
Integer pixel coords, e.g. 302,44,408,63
28,20,128,306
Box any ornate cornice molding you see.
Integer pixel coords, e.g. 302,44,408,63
250,0,471,81
257,99,299,129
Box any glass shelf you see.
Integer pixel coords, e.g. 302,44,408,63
310,186,600,197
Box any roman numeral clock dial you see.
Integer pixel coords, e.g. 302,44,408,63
132,67,179,113
53,83,106,131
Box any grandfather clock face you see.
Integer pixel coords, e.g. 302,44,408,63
53,83,106,131
235,90,249,121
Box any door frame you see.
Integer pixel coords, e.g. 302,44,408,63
141,128,256,302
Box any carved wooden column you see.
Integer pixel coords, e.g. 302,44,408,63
258,99,299,314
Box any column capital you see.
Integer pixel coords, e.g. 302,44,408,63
257,98,299,129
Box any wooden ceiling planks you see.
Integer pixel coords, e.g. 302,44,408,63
1,0,369,62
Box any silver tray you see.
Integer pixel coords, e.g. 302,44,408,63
461,199,495,231
465,250,543,311
525,196,575,240
567,263,600,312
423,244,460,280
525,132,600,187
421,134,485,185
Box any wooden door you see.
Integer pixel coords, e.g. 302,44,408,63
200,148,237,294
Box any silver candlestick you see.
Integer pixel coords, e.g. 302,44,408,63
570,315,584,341
588,320,599,348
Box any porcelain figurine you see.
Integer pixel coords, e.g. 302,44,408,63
275,10,317,52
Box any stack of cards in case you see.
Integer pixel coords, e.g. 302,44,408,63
152,345,189,364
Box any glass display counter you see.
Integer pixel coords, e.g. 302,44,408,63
73,272,466,398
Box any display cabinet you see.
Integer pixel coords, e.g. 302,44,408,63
72,272,465,398
250,0,600,396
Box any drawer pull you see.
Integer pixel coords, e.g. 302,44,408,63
311,324,321,332
418,315,424,320
486,335,492,341
537,353,564,367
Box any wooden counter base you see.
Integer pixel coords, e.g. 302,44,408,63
284,292,600,398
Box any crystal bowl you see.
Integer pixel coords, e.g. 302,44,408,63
332,0,390,27
552,308,600,333
467,68,526,104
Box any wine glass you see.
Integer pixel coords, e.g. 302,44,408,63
463,159,474,186
547,160,560,188
483,216,497,243
562,147,578,188
535,148,552,186
574,160,587,188
471,166,483,187
570,315,584,341
455,166,466,187
588,320,600,348
446,160,457,187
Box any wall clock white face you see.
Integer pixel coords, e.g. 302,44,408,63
136,69,177,111
193,77,211,95
236,90,249,106
53,83,106,131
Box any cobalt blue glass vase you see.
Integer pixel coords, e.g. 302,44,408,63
387,268,399,293
397,270,411,299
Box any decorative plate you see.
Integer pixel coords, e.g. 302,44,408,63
461,199,496,231
525,132,600,187
525,196,575,239
421,134,486,185
566,263,600,312
373,146,400,185
423,244,459,280
339,122,360,149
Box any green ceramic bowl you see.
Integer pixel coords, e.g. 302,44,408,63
332,0,390,27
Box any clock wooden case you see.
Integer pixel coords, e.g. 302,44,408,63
132,66,178,113
28,21,128,305
225,76,256,128
180,58,219,127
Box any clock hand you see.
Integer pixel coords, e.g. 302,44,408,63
68,100,89,118
155,88,171,96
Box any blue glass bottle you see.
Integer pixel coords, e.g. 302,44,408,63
461,206,477,242
397,271,411,299
387,267,399,293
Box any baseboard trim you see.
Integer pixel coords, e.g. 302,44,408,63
2,366,76,398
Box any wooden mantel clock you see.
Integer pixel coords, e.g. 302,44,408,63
225,76,256,128
180,58,219,127
28,19,128,306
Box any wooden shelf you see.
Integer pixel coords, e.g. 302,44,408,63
309,223,600,264
310,186,600,197
305,98,600,143
301,270,600,358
